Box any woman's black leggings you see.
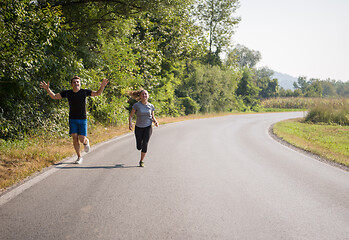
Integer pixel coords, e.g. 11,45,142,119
135,125,152,153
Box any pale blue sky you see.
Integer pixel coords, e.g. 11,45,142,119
233,0,349,81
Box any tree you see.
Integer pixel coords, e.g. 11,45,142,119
131,7,203,85
255,66,274,79
194,0,240,65
230,44,261,68
255,67,278,98
236,68,260,108
320,80,337,97
293,77,322,97
335,81,349,98
304,79,322,97
293,76,308,91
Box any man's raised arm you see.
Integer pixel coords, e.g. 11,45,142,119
91,78,109,97
40,81,62,100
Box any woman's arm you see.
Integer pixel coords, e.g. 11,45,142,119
129,108,136,130
151,111,159,127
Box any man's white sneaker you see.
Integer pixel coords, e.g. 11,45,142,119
84,138,90,153
75,157,83,164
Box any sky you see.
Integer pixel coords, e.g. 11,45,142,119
233,0,349,81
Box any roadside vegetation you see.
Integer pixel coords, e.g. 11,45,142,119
305,99,349,125
273,98,349,168
273,119,349,167
261,97,348,111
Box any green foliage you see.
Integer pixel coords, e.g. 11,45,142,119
293,77,323,97
305,100,349,126
0,1,63,83
230,44,261,68
151,75,181,117
255,67,279,99
335,81,349,97
41,0,193,18
194,0,240,58
0,99,69,139
131,9,203,86
179,97,200,115
0,0,65,140
282,77,349,98
321,80,337,97
236,68,260,107
177,63,241,113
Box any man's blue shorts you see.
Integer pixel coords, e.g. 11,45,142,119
69,119,87,136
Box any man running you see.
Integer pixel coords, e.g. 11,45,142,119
40,76,109,164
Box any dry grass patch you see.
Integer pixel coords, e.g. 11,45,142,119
0,137,74,190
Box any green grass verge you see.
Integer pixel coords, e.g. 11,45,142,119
273,118,349,167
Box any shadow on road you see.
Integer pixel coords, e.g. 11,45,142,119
54,163,139,169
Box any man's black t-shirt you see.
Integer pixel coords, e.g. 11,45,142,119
60,89,92,119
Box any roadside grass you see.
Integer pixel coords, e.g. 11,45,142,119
273,118,349,167
0,137,73,190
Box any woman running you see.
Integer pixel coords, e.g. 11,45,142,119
128,89,159,167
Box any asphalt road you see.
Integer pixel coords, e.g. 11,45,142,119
1,112,349,240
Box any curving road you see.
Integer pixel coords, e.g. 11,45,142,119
1,112,349,239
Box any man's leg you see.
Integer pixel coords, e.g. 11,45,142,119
72,133,81,157
72,134,83,164
70,119,83,164
78,119,89,153
78,135,90,152
78,135,86,144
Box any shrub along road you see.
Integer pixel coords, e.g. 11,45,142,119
1,112,349,239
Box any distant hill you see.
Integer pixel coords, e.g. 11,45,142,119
272,72,298,90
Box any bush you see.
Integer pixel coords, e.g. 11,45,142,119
305,99,349,126
179,97,200,115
